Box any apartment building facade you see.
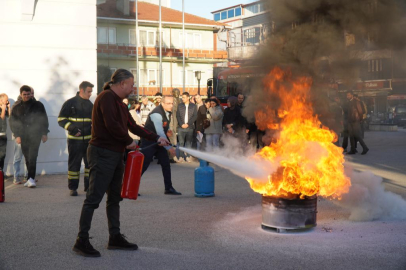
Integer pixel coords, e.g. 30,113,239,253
97,0,228,96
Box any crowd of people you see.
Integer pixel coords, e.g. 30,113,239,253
125,90,264,163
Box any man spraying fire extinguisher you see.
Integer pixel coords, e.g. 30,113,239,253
73,69,170,258
140,95,181,195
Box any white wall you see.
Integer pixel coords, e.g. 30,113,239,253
0,0,97,176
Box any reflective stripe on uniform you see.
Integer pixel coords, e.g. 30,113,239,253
64,122,71,130
68,171,80,176
68,135,92,140
57,117,67,122
84,168,90,177
68,175,80,180
68,117,92,122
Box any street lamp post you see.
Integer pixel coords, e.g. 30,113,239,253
195,71,201,95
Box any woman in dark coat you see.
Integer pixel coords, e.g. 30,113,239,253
195,99,211,150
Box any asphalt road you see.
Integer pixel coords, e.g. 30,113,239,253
0,130,405,270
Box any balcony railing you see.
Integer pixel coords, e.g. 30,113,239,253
97,44,228,60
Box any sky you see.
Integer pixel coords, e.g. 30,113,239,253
170,0,252,20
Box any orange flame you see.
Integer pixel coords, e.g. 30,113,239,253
246,67,350,199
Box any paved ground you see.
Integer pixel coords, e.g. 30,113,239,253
1,130,405,270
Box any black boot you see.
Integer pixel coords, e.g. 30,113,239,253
107,234,138,250
164,187,182,195
72,237,101,257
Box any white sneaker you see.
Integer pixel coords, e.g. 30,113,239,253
24,178,36,188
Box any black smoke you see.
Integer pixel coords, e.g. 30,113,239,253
243,0,406,125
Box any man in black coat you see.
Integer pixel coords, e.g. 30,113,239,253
9,85,49,187
176,92,197,162
346,91,369,155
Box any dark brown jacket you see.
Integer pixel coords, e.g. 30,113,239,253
347,99,364,123
90,89,159,152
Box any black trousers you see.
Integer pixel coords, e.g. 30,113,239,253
21,136,41,180
0,136,7,170
141,140,172,190
78,145,124,239
348,122,368,152
68,141,89,191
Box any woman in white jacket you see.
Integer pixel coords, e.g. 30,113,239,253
205,99,223,152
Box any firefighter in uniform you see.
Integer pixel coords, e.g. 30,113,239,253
58,81,94,196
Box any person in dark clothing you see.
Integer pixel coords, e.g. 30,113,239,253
141,96,180,195
346,91,369,155
9,86,49,188
341,98,350,152
327,97,343,147
58,81,94,196
223,96,245,137
0,94,10,170
195,99,210,150
73,69,170,258
353,94,367,150
176,92,197,162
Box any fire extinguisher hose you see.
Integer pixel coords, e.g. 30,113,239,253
138,142,174,151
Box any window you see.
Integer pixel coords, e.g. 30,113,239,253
244,27,261,45
235,7,241,16
246,3,263,15
179,32,202,49
129,29,136,45
148,31,155,46
97,27,116,44
155,31,168,47
148,70,157,85
110,68,117,74
130,69,137,85
180,70,201,85
139,30,155,46
214,13,220,21
140,69,147,85
221,11,227,20
259,2,265,12
136,69,166,86
193,34,201,49
228,9,234,18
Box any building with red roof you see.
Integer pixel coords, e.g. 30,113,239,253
97,0,229,95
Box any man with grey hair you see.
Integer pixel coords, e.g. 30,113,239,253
140,95,181,195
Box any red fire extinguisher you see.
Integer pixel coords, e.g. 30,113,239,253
0,170,4,203
121,151,144,200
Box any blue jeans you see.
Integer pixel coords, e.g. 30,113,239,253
178,128,194,158
206,134,220,152
13,143,27,179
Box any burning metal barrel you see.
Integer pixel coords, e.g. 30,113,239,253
261,195,317,232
